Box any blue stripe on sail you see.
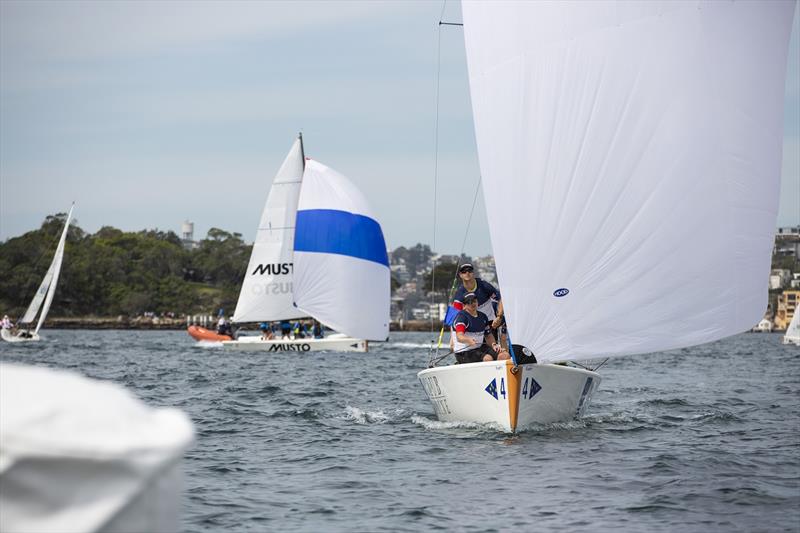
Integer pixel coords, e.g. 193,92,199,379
294,209,389,267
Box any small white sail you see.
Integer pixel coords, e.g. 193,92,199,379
19,205,74,330
785,310,800,345
292,159,390,341
463,1,795,362
233,138,306,323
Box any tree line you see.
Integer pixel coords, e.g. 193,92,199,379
0,213,249,318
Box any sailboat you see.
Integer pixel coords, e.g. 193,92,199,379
2,204,74,343
419,1,795,432
783,310,800,345
188,134,390,352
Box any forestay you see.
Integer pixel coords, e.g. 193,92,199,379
462,1,795,362
233,138,306,323
293,159,390,341
20,204,74,333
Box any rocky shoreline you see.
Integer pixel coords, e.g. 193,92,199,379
41,317,435,332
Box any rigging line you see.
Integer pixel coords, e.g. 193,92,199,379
428,0,446,341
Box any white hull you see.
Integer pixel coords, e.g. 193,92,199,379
418,361,601,432
783,335,800,346
1,329,40,343
221,334,367,352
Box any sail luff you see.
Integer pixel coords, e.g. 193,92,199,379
34,205,74,335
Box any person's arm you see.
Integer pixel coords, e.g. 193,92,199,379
491,301,504,328
485,331,501,354
454,322,477,348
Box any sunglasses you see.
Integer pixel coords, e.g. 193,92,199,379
459,268,474,273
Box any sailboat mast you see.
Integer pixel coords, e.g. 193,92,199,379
298,132,305,170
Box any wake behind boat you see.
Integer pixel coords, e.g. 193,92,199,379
2,204,74,343
190,134,389,353
420,1,795,432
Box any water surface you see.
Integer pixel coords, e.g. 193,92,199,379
2,330,798,532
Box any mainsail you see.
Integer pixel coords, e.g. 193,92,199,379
293,159,390,341
233,138,306,323
19,204,74,334
462,1,795,362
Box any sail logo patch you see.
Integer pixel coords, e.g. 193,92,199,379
553,288,569,298
485,378,498,400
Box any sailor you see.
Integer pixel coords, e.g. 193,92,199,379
312,320,324,339
1,315,12,329
452,293,510,364
452,263,504,332
216,309,227,335
292,321,307,339
280,320,292,339
259,322,273,340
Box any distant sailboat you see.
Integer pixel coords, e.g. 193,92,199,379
783,310,800,346
188,135,390,352
419,1,796,431
2,204,74,343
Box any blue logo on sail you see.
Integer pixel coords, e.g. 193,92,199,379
553,288,569,298
485,378,498,400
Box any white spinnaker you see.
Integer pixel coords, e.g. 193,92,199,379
463,0,795,363
233,138,306,323
293,159,390,341
20,205,73,329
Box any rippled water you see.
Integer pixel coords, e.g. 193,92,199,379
2,330,798,532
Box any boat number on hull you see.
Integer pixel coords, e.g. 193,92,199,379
485,378,506,400
522,376,541,400
420,375,451,415
268,343,311,352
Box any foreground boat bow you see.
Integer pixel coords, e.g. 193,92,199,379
419,361,600,432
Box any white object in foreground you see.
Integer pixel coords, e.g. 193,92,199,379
2,204,74,343
0,363,194,533
221,333,367,352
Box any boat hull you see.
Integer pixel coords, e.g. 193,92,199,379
221,334,367,352
0,329,40,343
418,360,601,432
187,326,232,342
783,336,800,345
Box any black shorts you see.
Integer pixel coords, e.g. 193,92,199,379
455,344,498,364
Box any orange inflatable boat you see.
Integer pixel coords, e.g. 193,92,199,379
187,325,232,342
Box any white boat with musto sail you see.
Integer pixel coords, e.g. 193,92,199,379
1,204,74,343
420,0,795,432
217,134,390,352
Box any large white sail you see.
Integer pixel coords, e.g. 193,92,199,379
20,205,74,329
233,138,306,323
293,159,390,341
463,1,795,362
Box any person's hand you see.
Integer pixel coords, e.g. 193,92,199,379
492,342,501,353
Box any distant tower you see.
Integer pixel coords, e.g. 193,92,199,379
181,221,197,250
181,221,194,242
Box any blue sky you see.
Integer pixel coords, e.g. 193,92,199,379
1,1,798,256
